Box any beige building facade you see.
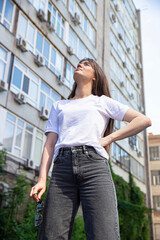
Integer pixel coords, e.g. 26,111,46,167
0,0,153,238
149,133,160,240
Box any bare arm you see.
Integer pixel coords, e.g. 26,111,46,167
30,132,58,201
99,108,152,147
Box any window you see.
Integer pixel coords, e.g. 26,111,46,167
151,171,160,185
48,2,65,40
0,0,14,31
11,58,39,107
2,111,47,166
149,146,159,160
0,45,9,82
17,12,64,76
129,135,137,150
85,0,96,18
11,58,61,109
153,196,160,211
28,0,47,12
39,81,60,111
64,62,75,90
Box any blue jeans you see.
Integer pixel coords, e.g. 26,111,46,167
38,145,120,240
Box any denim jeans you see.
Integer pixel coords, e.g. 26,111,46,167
37,145,120,240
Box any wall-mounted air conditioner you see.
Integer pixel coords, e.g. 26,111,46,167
111,14,116,23
25,159,35,169
67,46,75,55
46,21,55,32
72,12,81,25
118,33,123,40
56,74,65,86
137,150,142,157
16,37,28,52
120,81,125,87
130,73,135,80
122,61,127,68
34,54,45,67
136,62,142,69
40,107,49,120
37,9,46,22
127,47,131,54
0,80,8,92
133,21,138,29
135,43,140,50
129,92,134,99
115,4,120,12
136,82,140,88
80,0,85,2
14,93,27,104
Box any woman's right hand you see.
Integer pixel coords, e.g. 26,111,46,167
29,179,46,202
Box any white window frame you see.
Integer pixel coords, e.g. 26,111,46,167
0,0,15,32
0,45,11,83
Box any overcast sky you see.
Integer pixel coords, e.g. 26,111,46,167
133,0,160,135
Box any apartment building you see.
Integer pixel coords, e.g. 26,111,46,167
149,133,160,240
0,0,152,238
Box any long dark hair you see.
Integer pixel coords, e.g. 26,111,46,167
67,57,114,154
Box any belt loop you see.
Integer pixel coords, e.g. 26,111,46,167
82,145,88,154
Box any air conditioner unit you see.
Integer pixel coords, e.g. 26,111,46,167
129,92,134,99
127,47,131,54
135,43,140,50
118,33,123,40
40,106,50,120
72,12,81,25
137,151,142,157
37,9,46,22
16,37,28,52
0,80,8,91
136,82,140,88
120,81,125,87
25,159,35,169
133,21,138,29
14,93,27,104
130,73,135,80
67,46,74,55
46,21,55,32
136,62,142,69
111,14,116,23
115,4,120,12
80,0,85,2
56,74,65,85
122,61,127,68
34,54,45,67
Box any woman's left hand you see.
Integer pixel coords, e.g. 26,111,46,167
99,136,112,148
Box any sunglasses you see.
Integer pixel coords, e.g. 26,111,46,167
35,199,44,227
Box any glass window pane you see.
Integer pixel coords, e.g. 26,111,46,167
23,132,32,159
15,127,22,147
7,112,16,122
30,80,38,101
18,119,24,127
51,47,56,66
56,53,62,73
22,75,29,94
0,0,4,13
4,0,13,23
47,98,52,110
3,120,15,152
12,67,22,89
43,39,50,59
34,137,42,166
26,123,33,132
36,32,43,53
0,46,7,60
41,81,50,95
27,23,35,45
39,92,45,110
18,14,28,38
0,60,6,80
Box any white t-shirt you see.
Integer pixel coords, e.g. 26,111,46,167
44,94,130,162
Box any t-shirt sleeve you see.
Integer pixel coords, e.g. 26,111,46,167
44,102,58,136
101,95,130,121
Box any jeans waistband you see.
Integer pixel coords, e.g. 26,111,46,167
59,145,95,155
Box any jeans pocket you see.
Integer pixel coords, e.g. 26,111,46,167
86,150,107,162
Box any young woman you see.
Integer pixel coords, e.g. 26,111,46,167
30,58,152,240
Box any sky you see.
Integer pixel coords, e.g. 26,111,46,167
133,0,160,135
